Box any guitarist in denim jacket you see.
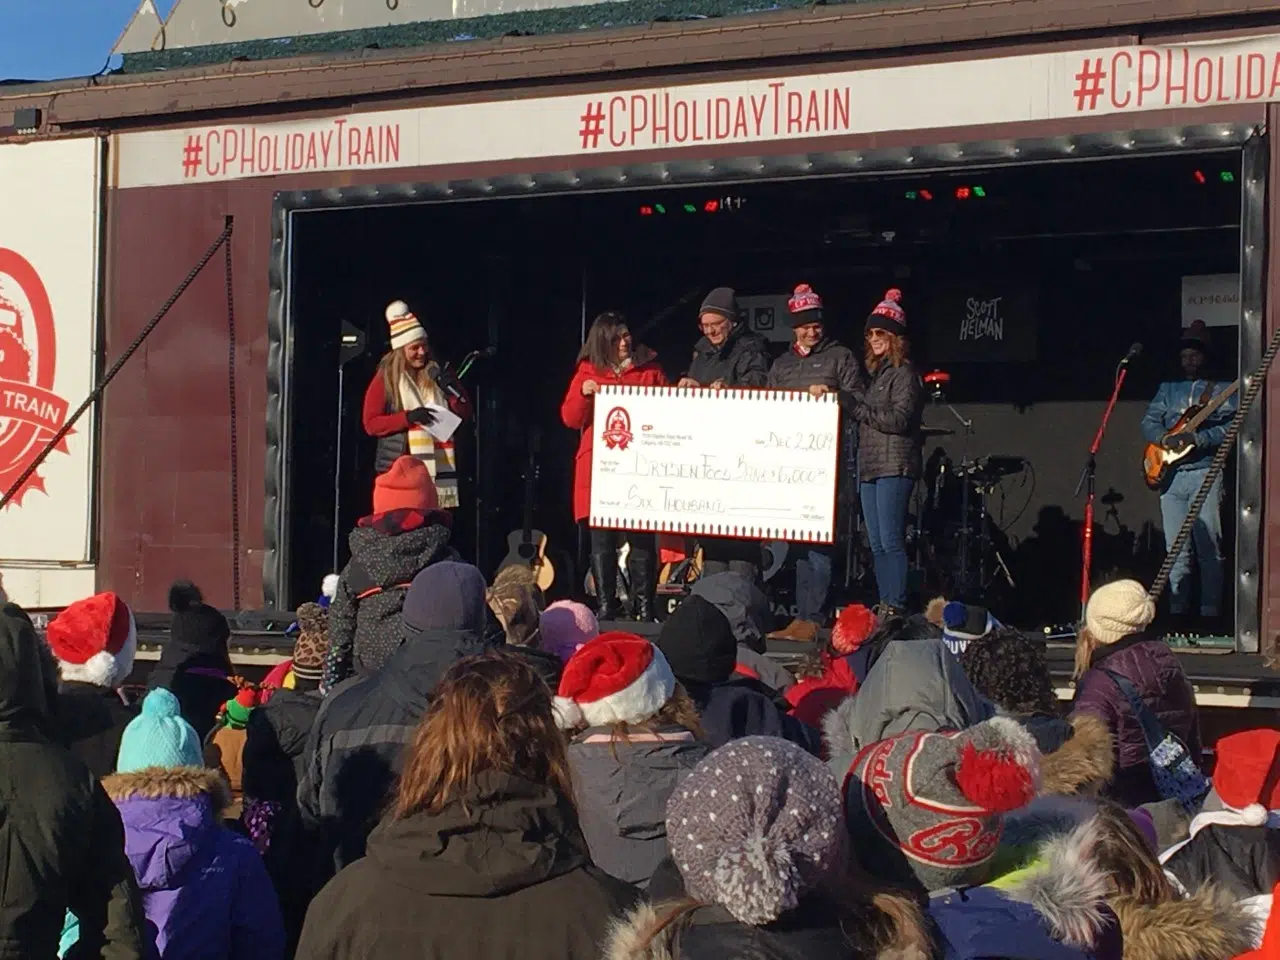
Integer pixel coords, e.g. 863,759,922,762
1140,320,1237,627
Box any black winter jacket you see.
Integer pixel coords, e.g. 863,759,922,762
686,325,771,387
55,682,138,780
295,771,638,960
298,626,490,873
323,511,457,688
767,338,864,394
244,686,323,806
849,361,924,481
1164,822,1280,901
688,678,822,755
0,608,148,960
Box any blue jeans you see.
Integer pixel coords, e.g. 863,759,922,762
794,548,832,622
1159,467,1224,616
860,476,915,609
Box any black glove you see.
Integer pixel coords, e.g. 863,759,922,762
407,407,437,427
1166,433,1195,454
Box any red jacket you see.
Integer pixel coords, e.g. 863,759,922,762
785,654,859,730
361,370,472,439
560,352,667,522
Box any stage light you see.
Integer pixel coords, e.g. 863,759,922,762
704,199,720,213
972,185,986,198
1193,170,1207,184
919,189,934,201
683,203,696,213
639,205,654,216
654,203,666,214
1220,170,1236,183
904,190,918,200
956,186,972,200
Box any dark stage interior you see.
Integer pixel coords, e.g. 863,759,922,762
285,151,1243,625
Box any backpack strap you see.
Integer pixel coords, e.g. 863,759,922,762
1100,669,1171,754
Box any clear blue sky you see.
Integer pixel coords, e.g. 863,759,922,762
0,0,176,82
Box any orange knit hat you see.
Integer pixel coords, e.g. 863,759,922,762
373,456,439,514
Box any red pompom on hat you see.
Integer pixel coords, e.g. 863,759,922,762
554,632,676,729
787,283,824,326
831,604,878,656
1212,728,1280,824
867,288,907,338
46,592,137,689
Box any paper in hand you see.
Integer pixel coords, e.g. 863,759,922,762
422,403,462,442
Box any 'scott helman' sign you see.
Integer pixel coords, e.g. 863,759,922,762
589,386,839,543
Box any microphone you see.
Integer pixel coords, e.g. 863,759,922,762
478,345,497,359
1120,342,1143,365
426,361,464,401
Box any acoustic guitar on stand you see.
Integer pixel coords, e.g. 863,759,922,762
497,429,555,592
1142,379,1240,491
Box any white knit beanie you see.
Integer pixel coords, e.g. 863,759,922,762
1085,579,1155,645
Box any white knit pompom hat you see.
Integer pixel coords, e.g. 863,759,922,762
1085,579,1156,645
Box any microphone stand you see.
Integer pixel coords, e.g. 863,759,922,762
940,403,976,594
1075,360,1131,617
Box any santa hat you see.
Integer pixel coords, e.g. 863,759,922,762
787,283,823,326
386,299,427,350
842,716,1041,892
320,574,339,608
866,288,906,338
831,604,877,656
941,601,1000,655
46,592,137,689
553,632,675,730
1213,729,1280,825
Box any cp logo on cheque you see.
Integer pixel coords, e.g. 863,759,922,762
601,406,634,451
0,249,70,507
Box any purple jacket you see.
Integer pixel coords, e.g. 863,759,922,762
103,767,284,960
1071,633,1202,807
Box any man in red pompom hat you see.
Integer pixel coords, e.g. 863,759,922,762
766,283,866,643
45,591,140,777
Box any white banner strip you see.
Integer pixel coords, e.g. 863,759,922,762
113,34,1280,189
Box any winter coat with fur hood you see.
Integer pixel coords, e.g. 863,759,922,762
102,766,285,960
323,508,458,688
986,800,1256,960
606,857,934,960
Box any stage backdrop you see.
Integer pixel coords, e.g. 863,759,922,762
589,385,840,543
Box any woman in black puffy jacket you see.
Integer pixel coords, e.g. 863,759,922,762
846,288,923,616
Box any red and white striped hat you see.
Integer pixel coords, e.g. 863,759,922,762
553,632,676,729
385,299,427,350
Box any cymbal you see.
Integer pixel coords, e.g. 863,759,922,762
921,426,956,438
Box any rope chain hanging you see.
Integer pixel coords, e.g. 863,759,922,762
0,219,236,512
1148,320,1280,602
225,224,242,612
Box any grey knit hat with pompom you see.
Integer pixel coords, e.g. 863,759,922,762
665,736,845,926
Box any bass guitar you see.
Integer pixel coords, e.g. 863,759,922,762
497,429,555,592
1142,379,1240,491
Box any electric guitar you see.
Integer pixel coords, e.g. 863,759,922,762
1142,379,1240,492
497,431,555,592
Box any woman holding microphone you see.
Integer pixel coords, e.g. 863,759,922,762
561,311,668,622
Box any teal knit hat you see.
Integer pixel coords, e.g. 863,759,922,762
117,688,203,772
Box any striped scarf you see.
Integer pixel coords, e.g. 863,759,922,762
397,372,459,508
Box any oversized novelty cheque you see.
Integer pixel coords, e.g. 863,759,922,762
589,385,840,543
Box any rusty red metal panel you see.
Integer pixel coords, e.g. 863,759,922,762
100,183,271,612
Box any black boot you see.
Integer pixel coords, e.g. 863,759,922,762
630,547,657,622
590,552,622,622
